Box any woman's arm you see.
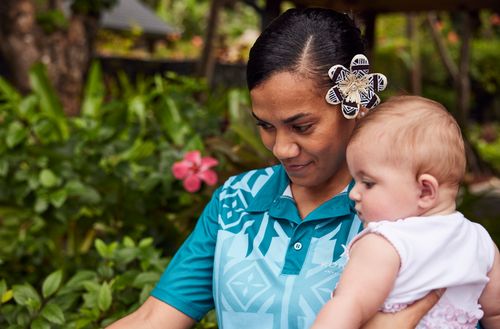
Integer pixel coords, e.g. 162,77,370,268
361,289,443,329
312,233,401,329
105,296,196,329
478,244,500,329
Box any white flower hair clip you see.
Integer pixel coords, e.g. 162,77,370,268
325,54,387,119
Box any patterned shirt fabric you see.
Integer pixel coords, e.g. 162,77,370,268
151,164,361,329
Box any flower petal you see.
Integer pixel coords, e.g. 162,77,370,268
328,64,349,84
184,150,201,166
200,156,218,171
198,169,218,186
183,175,201,193
325,86,343,105
350,54,370,78
341,101,360,119
368,73,388,92
172,161,191,179
364,91,381,109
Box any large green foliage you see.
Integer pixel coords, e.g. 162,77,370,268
0,61,272,328
1,236,168,328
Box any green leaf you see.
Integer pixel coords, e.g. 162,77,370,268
132,272,160,288
2,289,13,303
63,271,97,290
0,158,8,177
0,76,21,103
95,239,108,258
82,61,105,118
97,282,112,312
138,237,153,248
49,188,67,208
34,197,49,213
184,134,204,151
0,279,6,296
31,318,51,329
6,121,28,148
159,97,191,145
139,283,153,304
12,284,41,308
123,236,135,247
39,169,59,188
129,95,146,132
29,63,69,140
65,180,101,204
42,270,63,298
19,94,38,119
16,312,31,327
40,303,65,325
115,247,138,265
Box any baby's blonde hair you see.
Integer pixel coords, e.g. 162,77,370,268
349,95,466,189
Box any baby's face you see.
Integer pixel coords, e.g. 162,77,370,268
346,139,421,224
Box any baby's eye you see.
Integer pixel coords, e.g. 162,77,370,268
363,181,375,189
292,124,313,133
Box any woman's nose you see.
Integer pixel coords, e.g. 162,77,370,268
272,132,299,160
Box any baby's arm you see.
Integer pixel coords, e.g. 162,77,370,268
311,233,400,329
478,244,500,329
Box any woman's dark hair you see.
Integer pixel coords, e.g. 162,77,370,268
247,8,365,91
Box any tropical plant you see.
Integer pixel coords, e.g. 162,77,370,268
0,61,273,328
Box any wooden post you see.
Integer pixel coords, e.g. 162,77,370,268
362,12,376,61
407,12,421,95
198,0,225,86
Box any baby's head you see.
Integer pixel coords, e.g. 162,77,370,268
346,95,466,221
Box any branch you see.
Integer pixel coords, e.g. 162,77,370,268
425,12,459,83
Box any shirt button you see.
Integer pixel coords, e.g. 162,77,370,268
293,242,302,251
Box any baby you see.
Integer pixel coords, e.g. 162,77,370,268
312,95,500,329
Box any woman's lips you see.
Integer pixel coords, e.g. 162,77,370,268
283,161,312,174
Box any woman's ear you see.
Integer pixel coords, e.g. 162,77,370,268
417,174,439,209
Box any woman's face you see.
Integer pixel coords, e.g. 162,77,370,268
250,71,356,193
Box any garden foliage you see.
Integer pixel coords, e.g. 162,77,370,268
0,62,272,328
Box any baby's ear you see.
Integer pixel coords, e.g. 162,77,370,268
417,174,439,209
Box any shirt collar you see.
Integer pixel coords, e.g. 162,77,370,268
247,165,356,221
246,165,289,212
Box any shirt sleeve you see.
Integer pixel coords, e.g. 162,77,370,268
150,187,221,320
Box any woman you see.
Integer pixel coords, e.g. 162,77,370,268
107,8,440,329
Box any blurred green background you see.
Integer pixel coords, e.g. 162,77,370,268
0,0,498,328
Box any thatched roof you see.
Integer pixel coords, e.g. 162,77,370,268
101,0,178,37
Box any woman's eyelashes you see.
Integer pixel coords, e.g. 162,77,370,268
255,121,313,134
292,124,313,133
256,121,274,131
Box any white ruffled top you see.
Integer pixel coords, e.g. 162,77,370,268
348,212,495,329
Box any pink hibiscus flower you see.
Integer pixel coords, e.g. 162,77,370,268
172,150,218,193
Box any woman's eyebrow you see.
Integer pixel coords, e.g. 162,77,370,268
251,112,312,124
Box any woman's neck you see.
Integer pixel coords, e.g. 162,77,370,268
291,167,352,219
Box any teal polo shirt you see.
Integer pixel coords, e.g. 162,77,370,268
151,165,361,329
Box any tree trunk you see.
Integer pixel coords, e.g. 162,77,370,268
0,0,98,116
407,13,421,95
197,0,225,87
425,11,495,179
